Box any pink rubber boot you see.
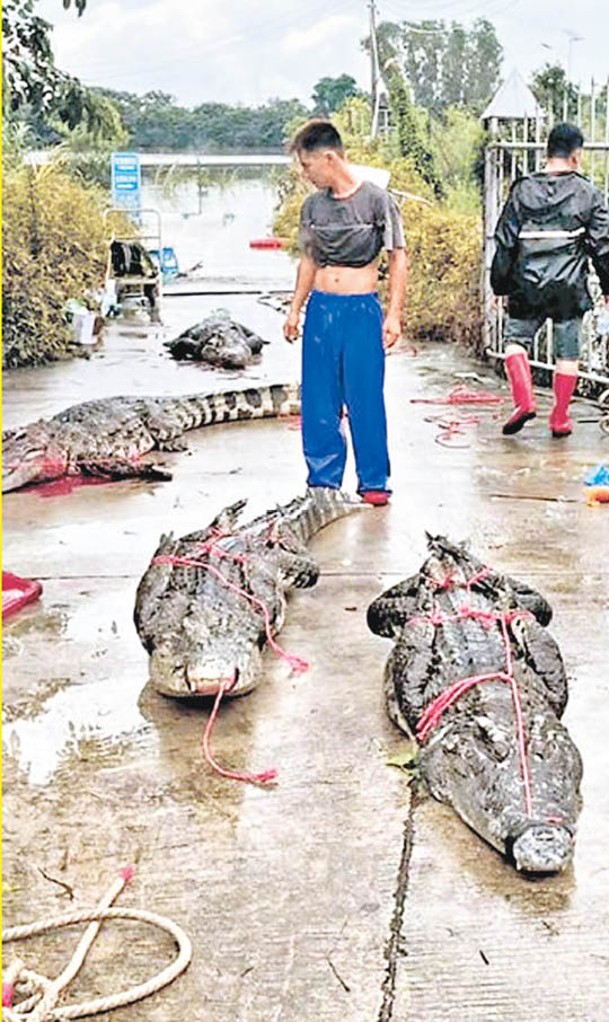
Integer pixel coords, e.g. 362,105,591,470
502,350,537,435
549,373,578,438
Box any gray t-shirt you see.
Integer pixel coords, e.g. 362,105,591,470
299,180,406,268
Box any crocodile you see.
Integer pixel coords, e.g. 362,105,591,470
134,487,358,698
165,315,268,369
2,383,300,493
367,535,583,874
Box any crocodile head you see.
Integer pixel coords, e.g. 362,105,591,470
2,424,69,492
149,632,263,699
512,824,574,874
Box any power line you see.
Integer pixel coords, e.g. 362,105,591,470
380,0,524,25
63,0,356,83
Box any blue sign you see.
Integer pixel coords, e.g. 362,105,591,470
111,152,141,209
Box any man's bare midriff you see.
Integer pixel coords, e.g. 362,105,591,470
313,261,379,294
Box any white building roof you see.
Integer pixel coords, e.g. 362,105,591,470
481,69,543,121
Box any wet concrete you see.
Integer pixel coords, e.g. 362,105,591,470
3,298,609,1021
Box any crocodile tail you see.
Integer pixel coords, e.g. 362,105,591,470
287,486,361,545
178,383,301,428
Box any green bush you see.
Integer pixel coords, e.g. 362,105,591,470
2,161,112,367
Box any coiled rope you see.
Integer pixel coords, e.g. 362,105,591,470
2,868,192,1021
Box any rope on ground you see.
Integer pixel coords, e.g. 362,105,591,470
410,384,505,447
202,676,278,786
2,869,192,1021
3,867,133,1019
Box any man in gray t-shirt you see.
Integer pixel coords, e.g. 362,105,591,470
299,179,405,269
284,120,408,505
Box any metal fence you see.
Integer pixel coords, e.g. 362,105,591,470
482,82,609,397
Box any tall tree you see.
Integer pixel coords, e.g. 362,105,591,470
383,63,443,197
377,18,502,115
531,63,577,123
3,0,120,137
311,75,361,115
3,0,59,113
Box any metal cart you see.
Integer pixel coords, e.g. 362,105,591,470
103,207,163,323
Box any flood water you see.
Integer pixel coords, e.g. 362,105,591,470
140,165,296,289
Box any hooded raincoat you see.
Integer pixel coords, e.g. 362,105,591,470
491,171,609,321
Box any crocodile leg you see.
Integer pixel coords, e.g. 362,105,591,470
78,458,173,482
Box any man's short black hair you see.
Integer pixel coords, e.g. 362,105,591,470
547,122,584,158
289,119,344,154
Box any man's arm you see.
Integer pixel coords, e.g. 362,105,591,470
283,254,316,342
383,248,408,349
586,189,609,308
490,186,520,296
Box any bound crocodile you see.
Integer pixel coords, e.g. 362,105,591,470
367,535,583,874
134,487,358,698
165,315,268,369
2,383,300,492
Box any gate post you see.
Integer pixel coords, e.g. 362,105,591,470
482,142,499,359
480,71,546,364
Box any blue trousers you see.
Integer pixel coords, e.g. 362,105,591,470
301,290,390,492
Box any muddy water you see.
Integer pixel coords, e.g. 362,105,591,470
140,166,296,288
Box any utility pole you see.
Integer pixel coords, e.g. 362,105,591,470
562,29,583,119
369,0,381,138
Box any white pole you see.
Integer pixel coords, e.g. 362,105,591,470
370,0,381,139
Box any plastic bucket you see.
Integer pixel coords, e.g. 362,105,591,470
73,310,96,344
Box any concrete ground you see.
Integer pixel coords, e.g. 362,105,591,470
3,294,609,1022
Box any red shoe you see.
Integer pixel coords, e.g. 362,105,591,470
549,373,578,437
502,350,537,435
361,490,390,506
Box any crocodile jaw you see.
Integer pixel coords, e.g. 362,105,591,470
150,646,262,699
3,444,69,492
512,824,574,874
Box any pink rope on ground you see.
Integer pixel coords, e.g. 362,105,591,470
411,384,504,407
202,677,278,786
412,385,505,447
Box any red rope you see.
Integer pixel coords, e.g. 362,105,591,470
411,568,535,818
152,549,310,673
411,384,504,407
423,412,487,447
412,385,505,447
151,537,310,785
202,675,278,786
430,566,490,592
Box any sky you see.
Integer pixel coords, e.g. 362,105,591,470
37,0,609,109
